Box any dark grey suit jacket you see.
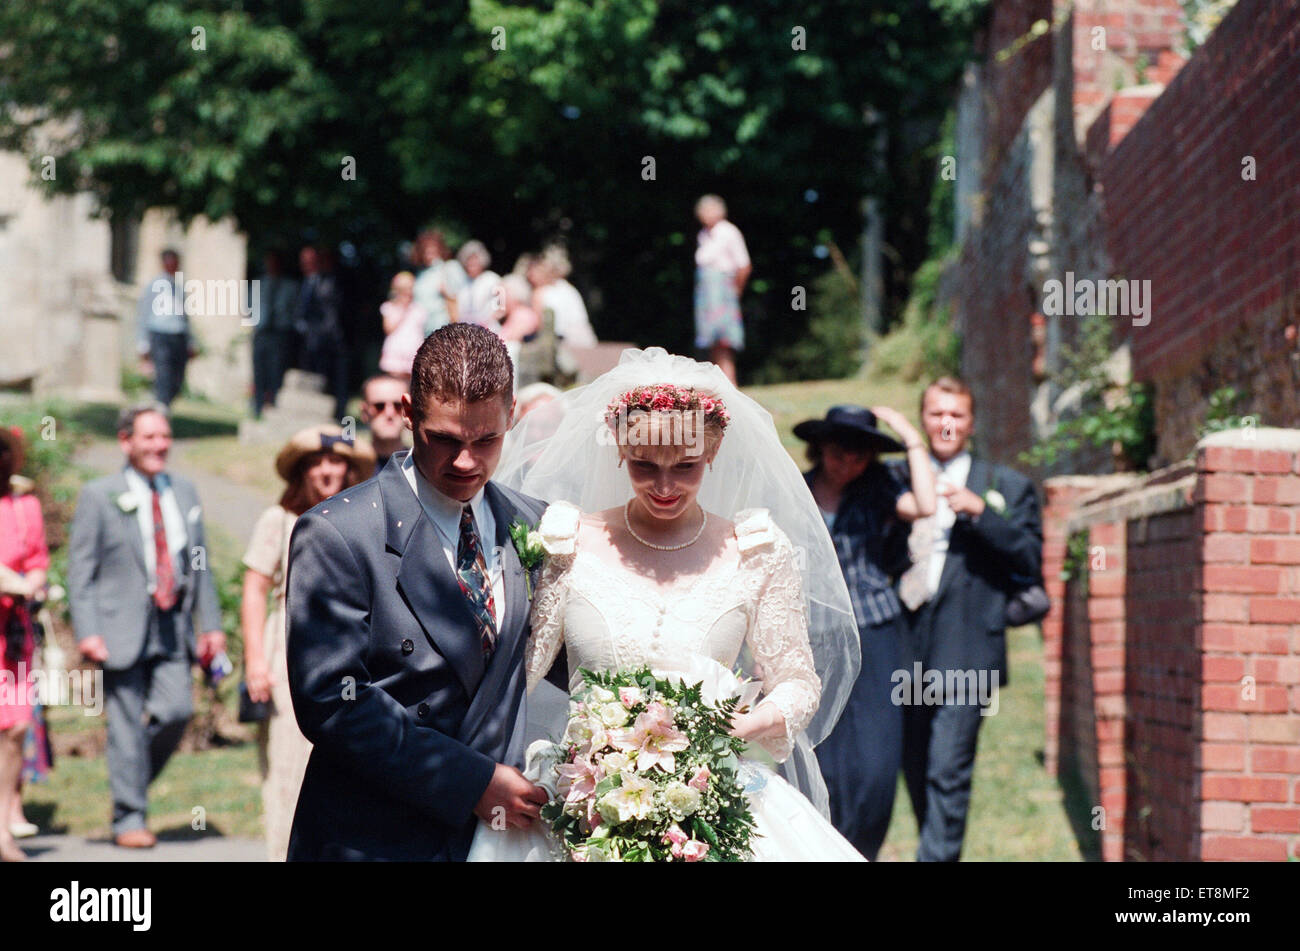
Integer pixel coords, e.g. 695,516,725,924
896,456,1043,689
66,468,222,670
285,452,546,861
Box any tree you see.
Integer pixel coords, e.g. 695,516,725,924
0,0,986,380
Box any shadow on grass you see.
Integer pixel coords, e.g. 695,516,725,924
156,822,235,841
22,801,69,835
66,403,239,440
1058,758,1104,862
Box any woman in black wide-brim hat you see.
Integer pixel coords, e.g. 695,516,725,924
796,404,936,860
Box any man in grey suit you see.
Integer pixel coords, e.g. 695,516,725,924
67,403,225,848
286,323,549,861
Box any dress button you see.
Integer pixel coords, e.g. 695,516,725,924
401,638,414,655
417,703,430,718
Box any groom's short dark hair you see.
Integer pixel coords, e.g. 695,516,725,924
409,323,514,419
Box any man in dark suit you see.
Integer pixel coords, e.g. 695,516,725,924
67,403,225,848
895,377,1043,861
285,323,549,861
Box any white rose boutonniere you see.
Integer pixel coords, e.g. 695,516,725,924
115,493,139,514
982,488,1007,514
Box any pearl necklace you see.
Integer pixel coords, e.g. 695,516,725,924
623,500,707,551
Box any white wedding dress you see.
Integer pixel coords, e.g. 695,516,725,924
467,502,865,862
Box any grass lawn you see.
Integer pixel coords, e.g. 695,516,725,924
877,624,1086,861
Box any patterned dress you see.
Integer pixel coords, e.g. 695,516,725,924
693,219,751,351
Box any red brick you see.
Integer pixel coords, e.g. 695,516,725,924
1203,594,1250,622
1200,475,1251,503
1251,747,1300,772
1200,504,1250,533
1089,573,1125,596
1202,564,1283,593
1251,808,1300,833
1254,657,1300,683
1253,476,1300,505
1250,537,1300,564
1202,655,1246,682
1250,598,1300,623
1089,597,1124,621
1204,533,1251,562
1202,835,1288,861
1247,506,1293,533
1248,716,1300,744
1200,742,1246,770
1202,712,1247,741
1090,522,1123,547
1091,646,1124,669
1257,450,1296,474
1091,621,1125,644
1202,684,1247,711
1200,775,1289,802
1201,800,1245,831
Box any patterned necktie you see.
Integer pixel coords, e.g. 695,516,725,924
150,479,177,611
898,515,935,611
456,505,497,657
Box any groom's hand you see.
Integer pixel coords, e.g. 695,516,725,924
474,763,549,829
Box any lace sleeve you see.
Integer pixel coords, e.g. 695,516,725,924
525,501,582,692
737,509,822,762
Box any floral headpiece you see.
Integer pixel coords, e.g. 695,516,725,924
604,384,730,431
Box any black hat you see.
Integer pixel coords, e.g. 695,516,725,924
792,405,906,454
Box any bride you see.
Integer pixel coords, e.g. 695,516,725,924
469,347,865,861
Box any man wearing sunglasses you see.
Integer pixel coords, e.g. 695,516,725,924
360,373,410,472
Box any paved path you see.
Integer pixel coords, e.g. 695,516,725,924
21,833,265,862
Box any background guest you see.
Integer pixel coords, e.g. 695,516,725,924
693,195,750,384
378,271,427,383
896,377,1043,861
359,373,410,471
455,240,504,328
0,427,49,862
250,250,299,418
136,248,195,407
795,405,934,860
241,424,374,861
66,403,225,849
531,246,597,348
413,229,468,334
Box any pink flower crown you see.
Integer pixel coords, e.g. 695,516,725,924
604,384,730,430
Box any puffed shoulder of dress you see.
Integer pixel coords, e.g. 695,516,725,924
733,507,781,553
537,500,582,556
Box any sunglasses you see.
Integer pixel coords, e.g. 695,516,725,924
367,400,402,412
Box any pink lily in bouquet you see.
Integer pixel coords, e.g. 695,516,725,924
613,701,689,773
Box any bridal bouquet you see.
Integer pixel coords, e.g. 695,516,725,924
539,667,757,862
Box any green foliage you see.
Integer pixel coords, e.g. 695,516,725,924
1060,530,1090,585
751,264,864,383
0,0,989,383
1019,313,1155,471
868,255,961,383
1196,386,1260,443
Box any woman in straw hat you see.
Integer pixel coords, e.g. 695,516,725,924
794,404,935,860
240,425,374,861
0,426,49,862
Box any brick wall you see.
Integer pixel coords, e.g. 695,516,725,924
1043,428,1300,861
1095,0,1300,461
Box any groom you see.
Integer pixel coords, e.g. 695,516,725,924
285,323,549,860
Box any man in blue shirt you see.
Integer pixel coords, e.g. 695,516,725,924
136,249,195,407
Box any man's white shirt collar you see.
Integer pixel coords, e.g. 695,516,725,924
400,452,490,547
931,450,972,486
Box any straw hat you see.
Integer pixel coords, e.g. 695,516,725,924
0,425,25,475
275,425,376,482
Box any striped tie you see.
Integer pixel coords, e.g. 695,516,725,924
456,505,497,657
150,479,177,611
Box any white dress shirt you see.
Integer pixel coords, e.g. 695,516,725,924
401,453,506,629
927,450,972,593
122,466,188,594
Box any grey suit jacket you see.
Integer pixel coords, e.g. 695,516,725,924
66,468,222,670
285,451,546,861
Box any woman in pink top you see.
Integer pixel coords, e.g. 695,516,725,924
0,427,49,862
378,271,428,382
694,194,752,383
